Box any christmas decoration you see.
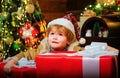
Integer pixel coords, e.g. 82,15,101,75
79,37,86,45
0,0,46,59
26,3,35,14
93,22,100,37
18,21,39,47
84,2,120,16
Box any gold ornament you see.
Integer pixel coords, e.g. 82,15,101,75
11,21,16,27
2,12,9,19
26,4,35,13
5,36,14,45
14,39,22,44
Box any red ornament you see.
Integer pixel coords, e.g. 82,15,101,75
25,37,31,47
24,21,31,29
32,28,39,37
18,28,23,37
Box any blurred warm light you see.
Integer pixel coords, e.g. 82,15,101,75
97,0,116,5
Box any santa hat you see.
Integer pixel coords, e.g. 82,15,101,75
47,13,80,41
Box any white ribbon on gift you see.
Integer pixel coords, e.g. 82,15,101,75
76,42,119,57
82,57,100,78
18,57,36,68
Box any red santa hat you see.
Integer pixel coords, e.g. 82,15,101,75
47,13,80,41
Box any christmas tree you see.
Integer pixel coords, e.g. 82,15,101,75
0,0,46,59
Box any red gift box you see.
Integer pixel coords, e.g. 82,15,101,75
36,53,118,78
0,62,36,78
0,63,7,78
11,67,36,78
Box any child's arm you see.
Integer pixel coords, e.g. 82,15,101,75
106,46,119,52
3,47,39,73
3,38,47,73
3,51,24,73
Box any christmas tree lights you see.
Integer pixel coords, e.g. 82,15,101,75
84,1,120,16
0,0,46,59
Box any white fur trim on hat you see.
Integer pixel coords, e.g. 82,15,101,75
47,18,75,37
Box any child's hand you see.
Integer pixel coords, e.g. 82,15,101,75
106,46,119,52
4,59,19,73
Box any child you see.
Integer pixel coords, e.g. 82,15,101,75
4,14,119,73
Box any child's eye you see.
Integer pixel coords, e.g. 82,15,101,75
59,33,63,36
50,32,54,35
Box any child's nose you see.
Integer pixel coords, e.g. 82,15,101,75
53,34,58,39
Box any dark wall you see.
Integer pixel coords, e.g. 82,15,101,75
38,0,96,22
67,0,96,11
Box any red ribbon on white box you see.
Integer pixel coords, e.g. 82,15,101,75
82,57,100,78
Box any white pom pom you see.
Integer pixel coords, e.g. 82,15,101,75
79,37,86,44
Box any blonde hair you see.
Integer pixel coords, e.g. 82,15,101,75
47,24,76,43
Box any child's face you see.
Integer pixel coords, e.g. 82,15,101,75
48,27,70,51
